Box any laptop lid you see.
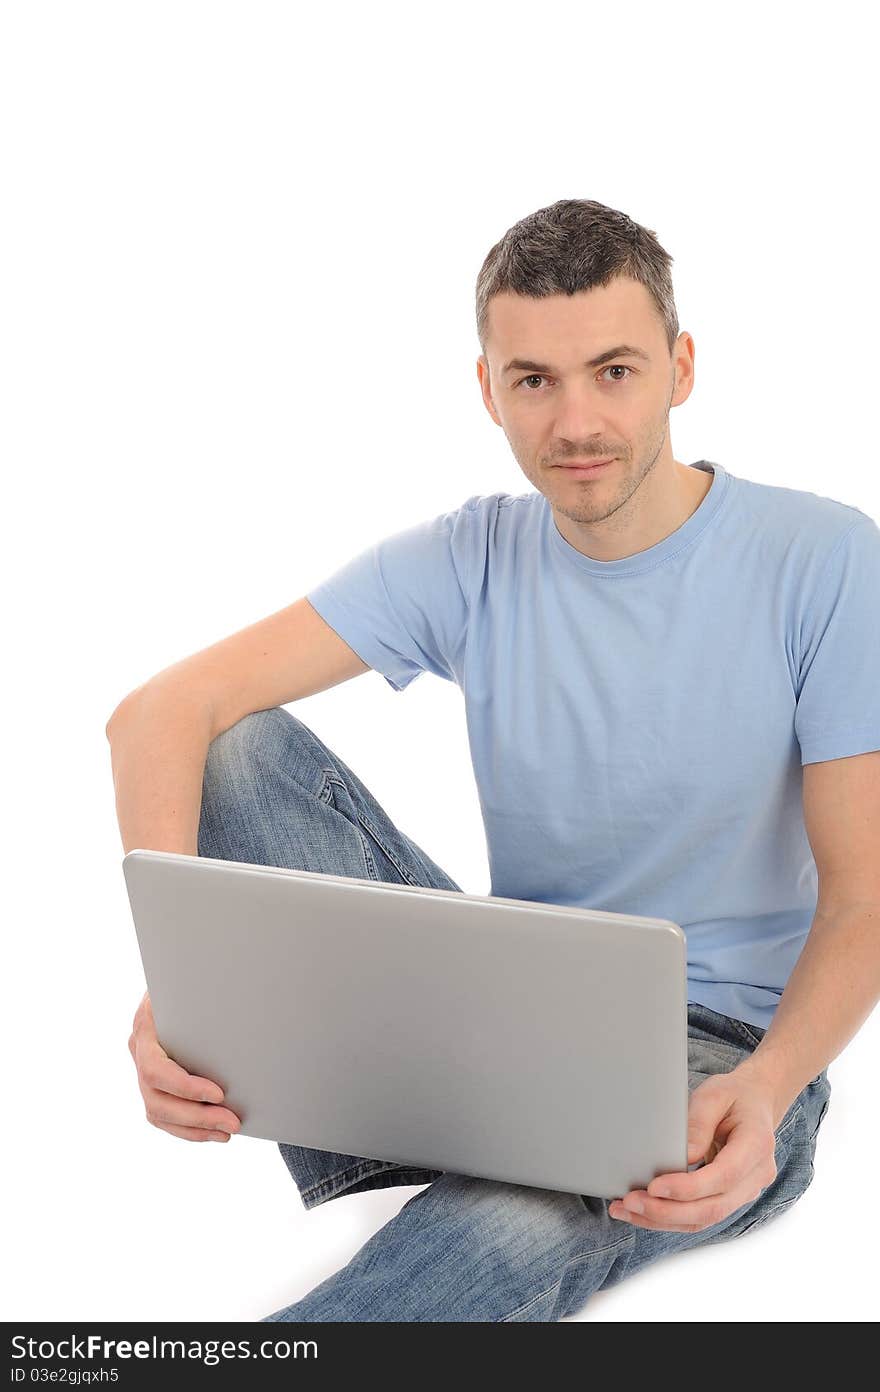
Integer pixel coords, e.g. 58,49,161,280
122,849,689,1199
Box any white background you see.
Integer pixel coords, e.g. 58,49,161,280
3,0,877,1323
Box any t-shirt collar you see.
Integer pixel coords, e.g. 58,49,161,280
546,460,730,577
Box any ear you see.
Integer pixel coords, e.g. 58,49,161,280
476,356,502,426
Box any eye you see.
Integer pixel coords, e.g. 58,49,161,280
514,365,634,390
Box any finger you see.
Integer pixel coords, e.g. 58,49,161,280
648,1127,772,1203
139,1043,227,1106
610,1173,766,1233
133,991,153,1034
609,1203,702,1234
135,1061,240,1131
144,1093,242,1133
155,1122,233,1143
130,993,226,1105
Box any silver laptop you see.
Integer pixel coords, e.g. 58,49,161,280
122,849,689,1199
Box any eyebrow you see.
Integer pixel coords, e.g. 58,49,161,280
502,344,651,375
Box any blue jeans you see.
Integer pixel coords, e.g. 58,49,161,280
197,706,832,1323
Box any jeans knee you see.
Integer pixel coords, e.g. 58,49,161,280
204,706,311,781
200,707,332,853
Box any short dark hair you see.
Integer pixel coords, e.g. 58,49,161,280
475,198,679,362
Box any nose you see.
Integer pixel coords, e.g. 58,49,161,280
548,386,612,445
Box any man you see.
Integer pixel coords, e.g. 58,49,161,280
107,198,880,1321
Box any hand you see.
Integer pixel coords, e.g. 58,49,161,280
129,991,242,1143
608,1066,780,1233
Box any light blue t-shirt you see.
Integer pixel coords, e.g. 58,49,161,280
305,461,880,1032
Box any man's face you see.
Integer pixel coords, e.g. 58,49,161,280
476,277,694,526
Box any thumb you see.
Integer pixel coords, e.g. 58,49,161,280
687,1094,723,1161
688,1134,718,1163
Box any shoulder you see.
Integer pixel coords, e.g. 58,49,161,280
721,469,879,625
731,469,873,550
452,488,545,540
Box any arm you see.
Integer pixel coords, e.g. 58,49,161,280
105,596,370,856
106,596,371,1142
736,748,880,1128
105,676,214,858
610,749,880,1234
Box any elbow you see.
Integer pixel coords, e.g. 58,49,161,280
105,687,141,740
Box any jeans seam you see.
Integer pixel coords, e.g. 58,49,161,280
810,1096,830,1141
736,1188,802,1236
324,773,422,887
727,1016,764,1050
300,1158,395,1204
500,1237,633,1322
322,775,380,880
356,807,422,886
300,1157,438,1207
777,1103,802,1141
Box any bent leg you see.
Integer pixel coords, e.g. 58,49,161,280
196,705,464,1208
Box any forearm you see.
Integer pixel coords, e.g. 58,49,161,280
738,903,880,1127
105,678,215,856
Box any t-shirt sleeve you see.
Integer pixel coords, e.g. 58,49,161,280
794,513,880,764
304,496,484,692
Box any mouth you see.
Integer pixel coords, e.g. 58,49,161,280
554,458,615,476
